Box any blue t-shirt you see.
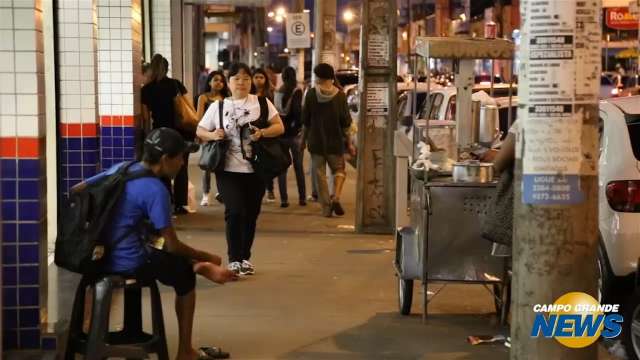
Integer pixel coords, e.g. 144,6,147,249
85,162,172,273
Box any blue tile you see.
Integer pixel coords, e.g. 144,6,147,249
19,308,40,327
66,151,82,165
70,165,83,178
1,159,17,178
2,245,16,265
83,151,98,164
2,223,17,243
18,265,39,285
101,137,113,147
18,223,39,243
17,159,40,179
3,330,18,350
102,159,113,169
123,136,135,147
3,287,17,307
19,329,40,349
2,201,17,221
41,337,56,350
18,180,39,200
123,148,134,160
82,165,97,178
63,138,81,151
83,138,98,149
113,148,123,158
123,127,134,137
102,148,113,158
1,180,16,200
113,137,124,147
3,309,17,329
3,266,16,285
113,127,123,137
18,287,39,307
18,202,40,221
19,244,38,264
101,127,112,137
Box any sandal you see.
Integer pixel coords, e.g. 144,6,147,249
198,346,230,359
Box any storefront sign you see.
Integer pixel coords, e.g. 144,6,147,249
519,1,601,205
606,7,639,30
286,12,310,49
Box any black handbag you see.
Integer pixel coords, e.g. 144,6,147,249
481,167,514,246
241,96,292,181
198,101,229,172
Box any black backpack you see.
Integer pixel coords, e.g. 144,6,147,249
55,161,153,276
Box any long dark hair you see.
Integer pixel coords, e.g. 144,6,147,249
280,66,297,95
204,70,230,98
149,53,168,83
251,68,273,99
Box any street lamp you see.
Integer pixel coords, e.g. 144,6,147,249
267,11,274,18
267,26,273,32
343,9,355,23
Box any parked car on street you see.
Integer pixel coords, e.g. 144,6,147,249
598,96,640,359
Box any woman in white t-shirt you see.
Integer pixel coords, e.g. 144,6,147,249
196,63,284,276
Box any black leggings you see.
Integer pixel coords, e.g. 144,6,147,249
216,171,266,263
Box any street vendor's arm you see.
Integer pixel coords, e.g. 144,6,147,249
492,132,515,174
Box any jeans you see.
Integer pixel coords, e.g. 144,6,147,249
277,136,306,202
216,171,266,263
202,170,212,194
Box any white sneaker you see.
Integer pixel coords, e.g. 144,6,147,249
240,260,255,275
227,262,241,275
200,193,209,206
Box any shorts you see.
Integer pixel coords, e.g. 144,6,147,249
134,246,196,296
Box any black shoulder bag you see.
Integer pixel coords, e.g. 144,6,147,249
199,100,229,172
241,96,292,181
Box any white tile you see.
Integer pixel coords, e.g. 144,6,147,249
13,0,36,9
16,94,37,115
120,71,131,83
109,28,121,39
81,108,96,123
67,108,81,122
16,115,38,136
14,30,36,51
65,94,80,108
110,38,120,50
78,10,93,23
79,38,94,51
81,80,94,94
98,39,109,50
98,71,110,83
109,17,119,28
62,66,80,80
0,51,15,72
99,103,111,115
98,17,109,30
97,50,109,62
15,51,37,73
79,51,93,66
15,73,37,94
121,28,131,40
122,94,133,105
100,93,111,104
79,0,93,9
63,37,79,52
121,60,132,73
79,23,93,38
120,18,129,29
65,9,79,23
13,9,35,30
121,7,130,18
98,82,110,94
0,30,14,51
120,50,130,61
0,94,16,115
64,51,79,65
122,103,133,115
120,39,129,50
98,6,109,18
64,23,79,37
0,8,13,30
110,61,121,72
66,80,80,94
80,66,95,81
111,72,121,82
109,50,120,61
112,104,122,114
81,94,94,108
0,115,17,137
111,93,122,104
0,73,15,94
97,60,110,72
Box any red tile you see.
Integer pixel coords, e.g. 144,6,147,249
0,138,17,157
17,138,39,158
122,115,134,126
82,123,97,137
100,116,111,126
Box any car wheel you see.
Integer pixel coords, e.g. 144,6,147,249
398,277,413,316
622,293,640,360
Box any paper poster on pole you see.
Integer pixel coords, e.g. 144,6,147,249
366,83,389,116
519,0,601,205
367,35,389,67
286,13,310,49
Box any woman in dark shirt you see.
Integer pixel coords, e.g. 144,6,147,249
141,54,193,215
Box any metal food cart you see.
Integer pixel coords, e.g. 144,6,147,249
394,37,515,322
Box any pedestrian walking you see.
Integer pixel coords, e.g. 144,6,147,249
251,68,277,201
274,66,306,207
141,54,194,215
301,63,354,217
196,62,285,275
196,70,230,206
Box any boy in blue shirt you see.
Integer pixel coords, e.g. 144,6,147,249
74,128,236,359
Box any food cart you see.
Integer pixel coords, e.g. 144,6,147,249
393,37,515,323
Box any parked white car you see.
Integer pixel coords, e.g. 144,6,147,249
598,96,640,359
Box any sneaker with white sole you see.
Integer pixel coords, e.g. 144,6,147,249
227,262,241,276
240,260,255,275
200,193,209,207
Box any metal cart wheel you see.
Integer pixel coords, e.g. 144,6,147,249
398,278,414,315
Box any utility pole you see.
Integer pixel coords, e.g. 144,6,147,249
512,1,601,358
355,0,398,233
312,0,337,75
292,0,305,84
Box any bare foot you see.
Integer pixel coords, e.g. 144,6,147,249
193,262,238,284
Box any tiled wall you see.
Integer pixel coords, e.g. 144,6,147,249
151,0,171,75
57,0,99,196
97,0,142,169
0,0,48,350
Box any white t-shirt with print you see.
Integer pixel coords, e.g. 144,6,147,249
198,94,278,173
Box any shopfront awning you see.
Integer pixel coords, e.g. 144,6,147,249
616,48,640,59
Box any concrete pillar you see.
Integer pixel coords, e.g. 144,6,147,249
312,0,337,72
0,0,48,350
96,0,143,169
151,0,172,75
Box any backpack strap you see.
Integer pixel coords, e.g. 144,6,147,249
218,99,224,130
256,96,269,129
